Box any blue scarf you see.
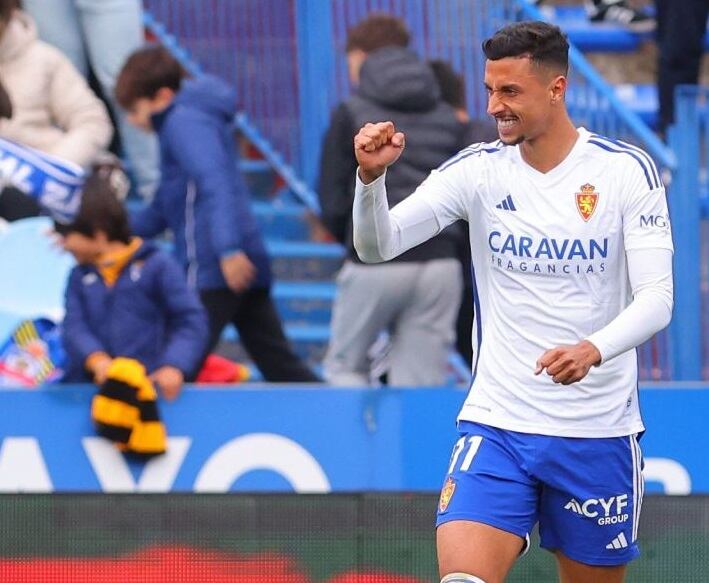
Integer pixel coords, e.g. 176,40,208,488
0,137,84,223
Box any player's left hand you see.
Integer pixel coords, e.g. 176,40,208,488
535,340,602,385
151,366,184,401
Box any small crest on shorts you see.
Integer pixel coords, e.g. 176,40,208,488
575,183,599,222
439,476,456,512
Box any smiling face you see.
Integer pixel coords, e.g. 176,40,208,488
484,56,566,146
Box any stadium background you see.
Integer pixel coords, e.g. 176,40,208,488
2,0,709,581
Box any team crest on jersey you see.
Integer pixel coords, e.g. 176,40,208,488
575,183,599,222
439,476,456,512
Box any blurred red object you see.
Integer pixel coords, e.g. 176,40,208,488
327,573,426,583
0,545,309,583
196,353,250,383
0,544,429,583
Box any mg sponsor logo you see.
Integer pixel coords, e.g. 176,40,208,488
564,494,629,525
640,214,669,229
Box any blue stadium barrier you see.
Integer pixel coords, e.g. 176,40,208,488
251,201,311,241
0,385,704,493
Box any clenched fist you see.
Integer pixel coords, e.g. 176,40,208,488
354,121,406,183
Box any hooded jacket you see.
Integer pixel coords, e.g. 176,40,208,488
131,74,271,291
318,46,467,262
62,240,208,382
0,11,112,167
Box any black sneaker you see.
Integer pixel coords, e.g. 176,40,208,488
586,0,656,32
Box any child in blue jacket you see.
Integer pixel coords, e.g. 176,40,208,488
59,170,208,399
115,46,317,382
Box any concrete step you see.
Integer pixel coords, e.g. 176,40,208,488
219,322,330,367
252,201,310,240
125,199,312,241
272,281,336,325
267,241,344,281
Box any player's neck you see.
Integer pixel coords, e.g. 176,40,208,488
519,115,579,174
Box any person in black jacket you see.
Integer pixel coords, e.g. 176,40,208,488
318,15,468,386
428,60,498,368
656,0,709,133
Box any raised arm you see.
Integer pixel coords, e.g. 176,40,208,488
353,121,467,262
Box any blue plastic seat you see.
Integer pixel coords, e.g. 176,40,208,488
0,217,74,324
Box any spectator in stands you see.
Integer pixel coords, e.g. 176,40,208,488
655,0,709,133
428,59,498,368
318,15,466,386
23,0,160,200
115,46,319,382
0,1,112,168
536,0,655,31
0,76,40,221
587,0,655,30
59,168,208,400
428,60,499,149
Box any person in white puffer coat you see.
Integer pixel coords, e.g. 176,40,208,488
0,4,112,169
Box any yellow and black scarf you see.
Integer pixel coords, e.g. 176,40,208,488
91,357,167,457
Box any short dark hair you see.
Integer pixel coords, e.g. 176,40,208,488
429,60,466,110
0,1,15,25
56,172,131,243
482,21,569,75
345,14,410,53
115,45,186,109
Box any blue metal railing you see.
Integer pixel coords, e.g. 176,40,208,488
143,4,320,212
518,2,674,169
667,87,705,380
143,1,675,206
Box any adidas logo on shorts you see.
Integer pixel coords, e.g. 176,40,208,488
605,532,629,550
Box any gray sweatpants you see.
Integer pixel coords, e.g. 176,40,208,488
323,259,462,387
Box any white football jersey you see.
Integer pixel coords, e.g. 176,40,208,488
416,128,673,437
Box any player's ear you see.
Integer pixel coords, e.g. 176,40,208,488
549,75,567,105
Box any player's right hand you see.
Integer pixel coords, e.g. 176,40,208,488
354,121,405,183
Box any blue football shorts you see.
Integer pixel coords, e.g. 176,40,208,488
436,421,644,566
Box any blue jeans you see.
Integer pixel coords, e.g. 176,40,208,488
24,0,160,199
